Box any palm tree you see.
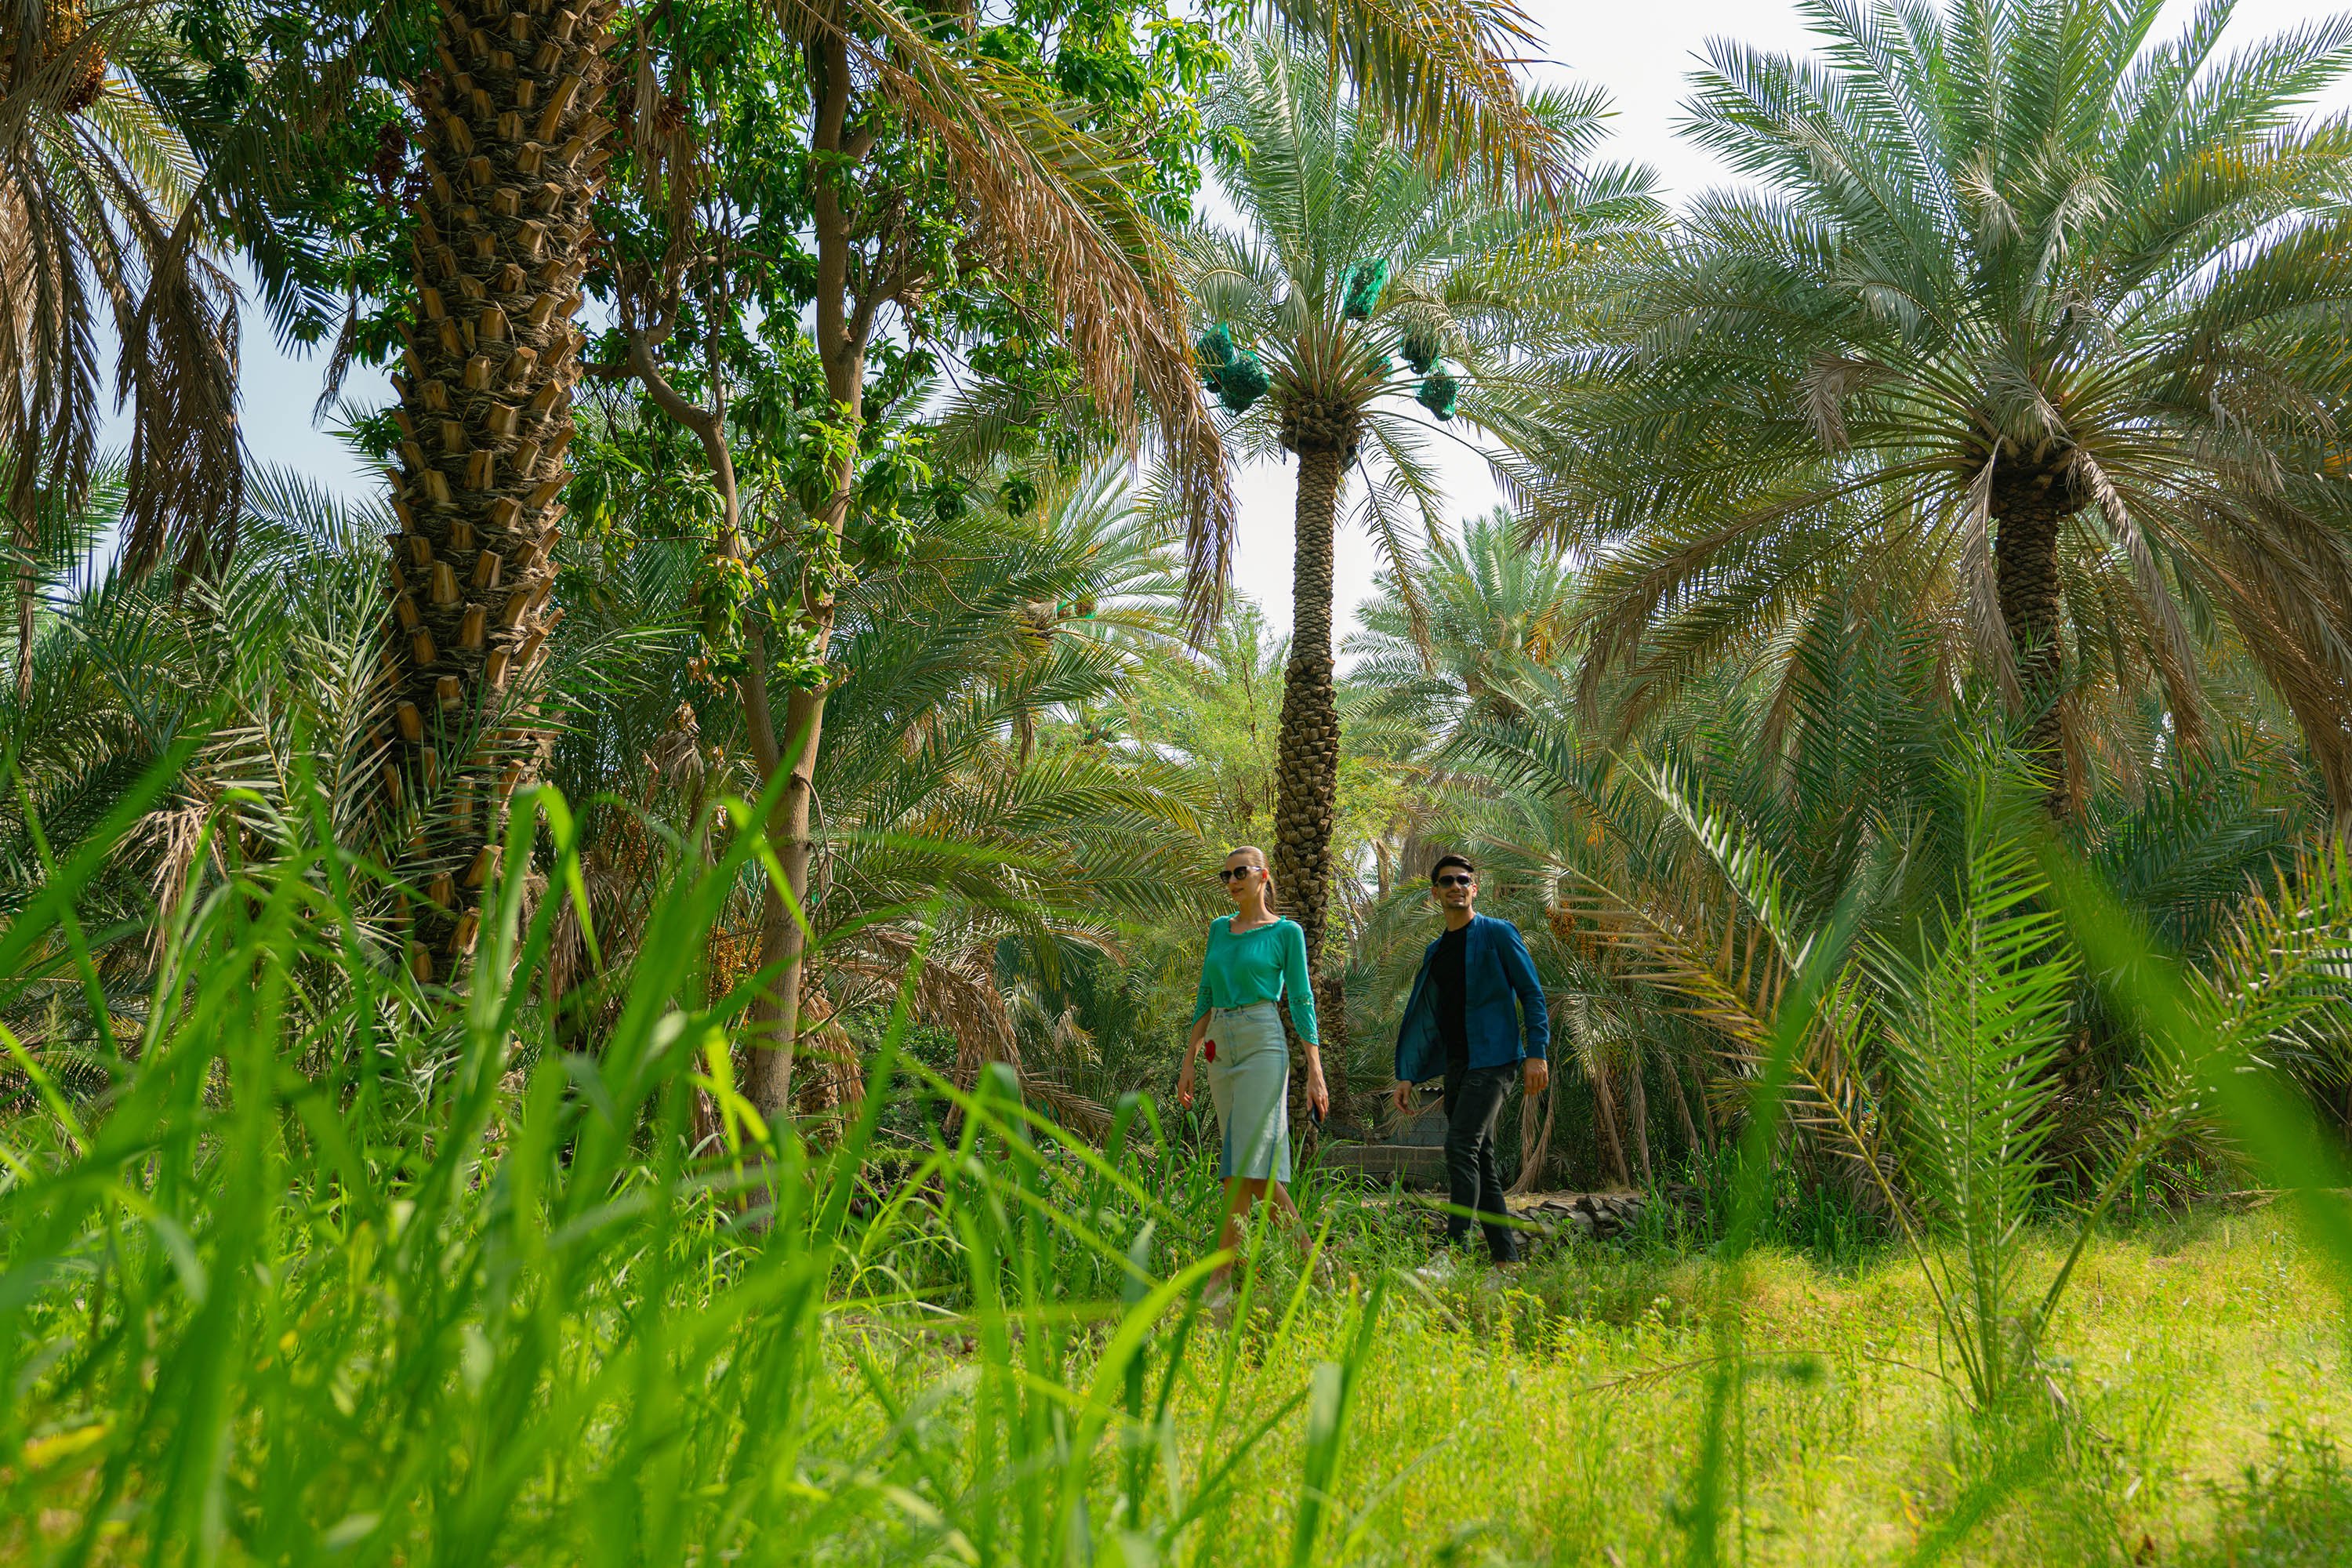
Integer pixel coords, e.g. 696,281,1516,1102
373,0,1580,1003
1523,0,2352,818
0,463,404,988
371,0,615,980
531,453,1207,1131
2,0,241,688
1188,34,1655,1065
1346,505,1581,736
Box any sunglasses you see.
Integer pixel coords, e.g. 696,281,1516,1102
1218,866,1262,882
1434,873,1475,888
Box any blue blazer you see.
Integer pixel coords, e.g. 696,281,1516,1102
1393,914,1551,1084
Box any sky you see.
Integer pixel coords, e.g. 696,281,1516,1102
195,0,2352,641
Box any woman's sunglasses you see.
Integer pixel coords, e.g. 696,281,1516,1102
1218,866,1262,882
1434,873,1475,888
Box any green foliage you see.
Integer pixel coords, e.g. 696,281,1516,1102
1873,768,2077,1410
0,748,1380,1562
1521,0,2352,811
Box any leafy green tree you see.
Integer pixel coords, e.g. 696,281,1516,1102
1187,34,1655,1070
1526,0,2352,818
1125,596,1283,840
538,443,1206,1126
593,0,1243,1113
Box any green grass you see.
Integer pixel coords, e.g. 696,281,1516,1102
5,773,2350,1566
1193,1210,2351,1566
9,1145,2347,1567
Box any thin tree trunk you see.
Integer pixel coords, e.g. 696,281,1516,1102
743,18,870,1120
745,679,837,1116
1669,1047,1704,1161
1508,1080,1553,1196
1272,405,1358,1120
13,527,31,702
1589,1057,1632,1189
1992,467,2084,815
385,0,612,982
1627,1047,1653,1189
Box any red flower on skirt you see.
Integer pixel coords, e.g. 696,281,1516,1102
1203,1040,1216,1062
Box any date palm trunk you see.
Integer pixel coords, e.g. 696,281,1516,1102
1992,465,2087,816
1272,395,1359,1127
383,0,612,981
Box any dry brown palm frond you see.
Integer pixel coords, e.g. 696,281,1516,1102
1255,0,1568,201
1550,877,1898,1201
2205,570,2352,826
1506,1081,1552,1196
1953,452,2020,706
1799,353,1894,453
792,985,866,1130
2075,452,2204,753
829,929,1112,1137
778,0,1234,630
1,1,240,584
118,224,240,579
134,796,223,968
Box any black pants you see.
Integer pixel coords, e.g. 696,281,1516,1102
1443,1062,1519,1262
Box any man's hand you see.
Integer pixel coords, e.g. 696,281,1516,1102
1392,1079,1413,1112
1524,1058,1551,1096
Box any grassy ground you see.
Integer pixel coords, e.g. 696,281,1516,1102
837,1204,2351,1568
9,802,2349,1565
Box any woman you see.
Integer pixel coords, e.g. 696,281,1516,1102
1178,845,1330,1284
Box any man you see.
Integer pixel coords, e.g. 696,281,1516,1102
1392,854,1551,1265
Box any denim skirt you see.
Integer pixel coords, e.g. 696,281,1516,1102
1204,1000,1291,1182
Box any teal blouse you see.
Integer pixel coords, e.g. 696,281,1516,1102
1192,915,1319,1044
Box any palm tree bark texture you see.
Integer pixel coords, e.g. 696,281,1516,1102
1991,457,2092,815
382,0,612,982
1272,393,1359,1114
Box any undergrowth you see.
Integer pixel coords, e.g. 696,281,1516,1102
3,763,2350,1565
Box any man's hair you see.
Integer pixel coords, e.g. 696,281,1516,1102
1430,853,1475,881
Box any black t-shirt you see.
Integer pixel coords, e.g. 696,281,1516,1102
1432,924,1470,1076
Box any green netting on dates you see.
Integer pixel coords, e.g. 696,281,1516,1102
1417,369,1461,420
1196,323,1236,375
1341,259,1390,320
1216,351,1270,413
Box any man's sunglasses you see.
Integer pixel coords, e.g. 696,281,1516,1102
1218,866,1262,882
1434,873,1475,888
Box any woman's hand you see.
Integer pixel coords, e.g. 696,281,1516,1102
1178,1054,1197,1109
1306,1062,1330,1120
